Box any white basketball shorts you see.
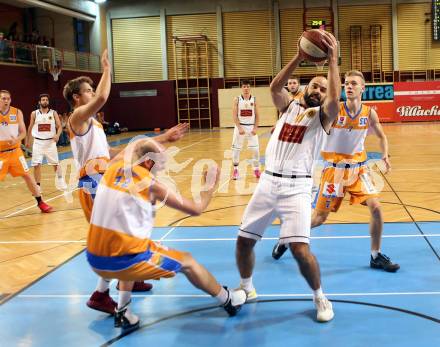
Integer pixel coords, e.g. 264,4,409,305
232,125,259,150
31,138,59,166
238,172,313,244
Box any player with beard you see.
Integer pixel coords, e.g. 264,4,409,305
235,31,340,322
286,76,303,101
26,94,66,191
272,70,400,272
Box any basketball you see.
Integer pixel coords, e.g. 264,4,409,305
299,29,328,62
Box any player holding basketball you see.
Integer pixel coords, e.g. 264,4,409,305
231,80,261,180
87,139,246,329
235,31,340,322
0,90,53,213
26,94,67,191
272,70,400,272
63,49,189,315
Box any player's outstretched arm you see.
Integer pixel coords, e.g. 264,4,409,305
320,31,340,132
109,123,190,161
151,166,219,216
270,40,304,113
154,123,189,144
70,49,111,127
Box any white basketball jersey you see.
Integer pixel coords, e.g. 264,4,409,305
237,95,256,125
69,118,110,178
32,109,56,139
265,100,327,176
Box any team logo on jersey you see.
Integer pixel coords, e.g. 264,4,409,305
322,182,340,198
9,115,17,121
305,109,317,118
359,116,368,127
49,116,52,120
336,116,346,126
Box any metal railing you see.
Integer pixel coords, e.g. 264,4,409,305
0,39,100,72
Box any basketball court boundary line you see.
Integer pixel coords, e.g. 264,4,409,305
15,291,440,299
1,233,439,244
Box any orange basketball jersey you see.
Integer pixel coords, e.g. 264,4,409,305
0,107,20,151
321,102,371,163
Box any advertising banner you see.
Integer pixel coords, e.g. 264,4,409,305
342,83,396,122
394,81,440,122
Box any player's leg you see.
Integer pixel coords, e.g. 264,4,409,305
231,126,244,179
46,141,67,189
114,281,139,329
236,176,276,300
365,197,400,272
31,140,43,190
33,164,42,188
247,131,260,178
279,185,333,322
10,148,53,212
179,251,246,316
349,167,400,272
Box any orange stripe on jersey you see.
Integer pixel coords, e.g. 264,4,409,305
88,224,149,256
321,151,367,163
79,157,110,178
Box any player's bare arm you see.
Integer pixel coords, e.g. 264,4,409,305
153,123,189,144
25,111,36,147
320,31,341,133
151,166,219,216
70,49,111,132
53,111,62,143
270,42,304,112
232,97,244,135
369,108,391,173
9,109,27,146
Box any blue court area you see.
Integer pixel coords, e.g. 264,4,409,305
1,223,439,347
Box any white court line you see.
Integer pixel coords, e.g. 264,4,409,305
2,233,440,244
16,291,440,299
159,220,185,242
2,187,79,219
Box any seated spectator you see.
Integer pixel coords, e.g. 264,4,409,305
96,111,128,135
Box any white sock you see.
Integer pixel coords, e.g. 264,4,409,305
118,291,138,324
96,278,110,293
313,287,324,300
232,148,240,165
215,287,229,305
371,250,380,259
118,290,132,310
240,277,254,292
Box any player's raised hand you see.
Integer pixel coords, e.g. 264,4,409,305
321,31,338,62
165,123,189,142
101,49,111,71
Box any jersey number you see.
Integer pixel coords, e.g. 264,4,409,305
278,123,307,144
